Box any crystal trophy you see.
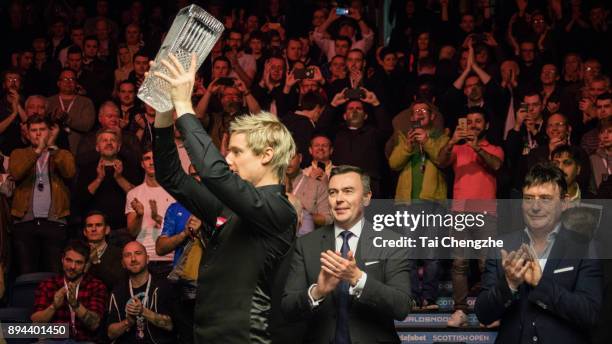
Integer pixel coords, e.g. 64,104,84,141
137,4,224,112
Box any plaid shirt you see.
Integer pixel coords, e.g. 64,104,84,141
33,274,108,341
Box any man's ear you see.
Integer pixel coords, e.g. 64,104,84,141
261,147,274,165
104,225,111,236
363,191,372,206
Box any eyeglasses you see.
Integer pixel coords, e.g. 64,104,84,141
60,77,76,82
414,109,430,115
522,195,556,206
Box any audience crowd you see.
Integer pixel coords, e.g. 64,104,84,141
0,0,611,343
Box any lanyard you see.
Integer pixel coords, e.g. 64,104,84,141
129,274,152,309
64,279,81,335
291,174,305,195
36,151,50,187
58,96,76,114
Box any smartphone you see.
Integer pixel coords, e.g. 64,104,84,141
344,87,365,100
458,118,467,131
216,77,235,86
336,8,349,16
268,22,281,30
519,102,529,112
293,68,307,79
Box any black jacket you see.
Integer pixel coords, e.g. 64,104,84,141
153,114,297,343
475,227,602,344
281,223,412,344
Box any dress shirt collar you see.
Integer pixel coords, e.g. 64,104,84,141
334,217,364,239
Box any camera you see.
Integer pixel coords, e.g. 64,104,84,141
344,87,365,100
294,68,315,80
519,102,529,112
336,8,349,16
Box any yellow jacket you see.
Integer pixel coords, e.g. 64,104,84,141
9,147,76,220
388,130,449,203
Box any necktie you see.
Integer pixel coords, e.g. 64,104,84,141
335,230,353,344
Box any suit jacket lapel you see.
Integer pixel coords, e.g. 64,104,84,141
542,228,569,277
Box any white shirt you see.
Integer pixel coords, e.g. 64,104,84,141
308,218,368,307
125,183,176,261
524,223,561,271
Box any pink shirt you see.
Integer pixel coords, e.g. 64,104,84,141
451,140,504,213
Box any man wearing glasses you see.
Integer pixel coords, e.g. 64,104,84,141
46,68,96,155
475,162,602,344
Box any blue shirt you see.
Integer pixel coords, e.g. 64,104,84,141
161,202,191,267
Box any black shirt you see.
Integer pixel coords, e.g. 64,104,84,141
108,275,175,344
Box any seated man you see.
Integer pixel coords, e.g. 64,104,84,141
107,241,174,343
31,240,107,342
475,163,602,344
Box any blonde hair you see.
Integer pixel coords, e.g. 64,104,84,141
229,112,296,182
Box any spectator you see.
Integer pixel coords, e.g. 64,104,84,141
330,91,391,197
590,116,612,191
125,147,176,279
581,93,612,155
107,241,174,343
75,127,140,234
95,18,117,63
76,101,142,169
388,100,449,203
48,18,71,61
282,91,329,167
81,36,114,94
84,0,120,41
58,27,85,68
525,113,593,195
303,134,335,180
195,77,261,151
286,152,332,234
223,29,257,86
64,46,109,107
114,44,134,88
438,107,503,327
31,240,107,342
551,145,583,201
0,70,23,155
251,55,286,115
124,24,145,62
47,68,96,155
126,50,149,90
313,7,374,61
116,80,140,130
9,115,76,274
82,210,124,290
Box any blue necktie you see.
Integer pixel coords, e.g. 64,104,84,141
335,230,353,344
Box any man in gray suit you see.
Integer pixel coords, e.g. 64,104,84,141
282,165,412,344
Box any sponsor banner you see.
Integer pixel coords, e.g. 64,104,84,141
399,331,497,344
435,297,476,311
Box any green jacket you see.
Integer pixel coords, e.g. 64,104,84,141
388,129,449,203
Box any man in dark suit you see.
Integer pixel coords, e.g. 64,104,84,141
152,54,297,343
282,165,412,344
475,162,603,344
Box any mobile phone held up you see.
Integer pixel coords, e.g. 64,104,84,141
336,8,349,16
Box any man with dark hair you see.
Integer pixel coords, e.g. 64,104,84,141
475,162,602,344
83,210,123,290
107,241,175,343
282,91,329,167
581,93,612,155
125,146,175,278
31,240,108,342
282,165,411,343
438,106,504,326
591,116,612,191
551,145,583,201
127,50,149,89
9,115,76,274
313,7,374,61
223,29,257,86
